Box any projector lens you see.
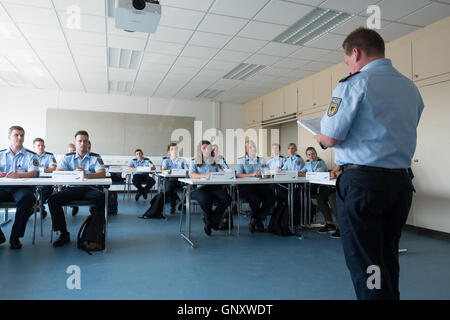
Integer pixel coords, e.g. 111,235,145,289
132,0,146,10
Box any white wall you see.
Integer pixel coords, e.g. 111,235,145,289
0,87,223,151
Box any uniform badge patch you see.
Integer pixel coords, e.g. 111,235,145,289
33,159,39,166
296,161,300,166
317,164,321,168
98,158,104,165
327,97,342,117
52,157,57,163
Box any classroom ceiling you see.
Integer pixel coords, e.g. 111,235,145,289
0,0,449,104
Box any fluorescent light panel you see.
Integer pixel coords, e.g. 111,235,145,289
273,8,352,46
223,63,266,81
109,80,133,92
196,89,224,99
108,47,142,69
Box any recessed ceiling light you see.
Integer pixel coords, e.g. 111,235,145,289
108,47,142,69
223,63,266,81
196,89,224,99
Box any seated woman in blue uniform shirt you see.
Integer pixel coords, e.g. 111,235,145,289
189,140,231,236
298,147,328,176
236,140,275,233
161,143,187,213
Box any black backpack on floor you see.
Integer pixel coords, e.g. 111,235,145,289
77,214,105,255
139,193,164,219
107,191,118,216
268,203,294,236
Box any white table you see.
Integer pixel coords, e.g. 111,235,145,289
0,177,112,252
178,177,309,248
108,169,160,200
156,172,187,215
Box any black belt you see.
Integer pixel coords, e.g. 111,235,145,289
341,164,409,174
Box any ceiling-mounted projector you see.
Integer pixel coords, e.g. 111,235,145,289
115,0,161,33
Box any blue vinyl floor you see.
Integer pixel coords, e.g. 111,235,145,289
0,198,449,300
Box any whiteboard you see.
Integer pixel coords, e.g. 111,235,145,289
45,108,194,156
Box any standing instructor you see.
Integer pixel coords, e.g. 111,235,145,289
315,27,424,300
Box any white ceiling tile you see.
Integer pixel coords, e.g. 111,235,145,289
142,52,178,65
290,46,333,60
302,61,334,72
175,56,209,68
133,86,157,96
399,2,450,27
213,49,251,62
162,0,214,11
224,37,268,53
198,14,248,36
188,31,232,48
170,65,200,76
238,21,288,40
209,78,240,90
70,43,106,57
320,51,344,63
255,0,314,25
331,16,370,36
0,19,22,38
287,0,324,5
54,0,106,16
65,29,106,46
0,37,29,53
197,68,227,77
58,13,106,33
361,0,431,21
75,55,107,70
106,18,148,38
257,42,299,57
3,3,59,27
149,26,193,44
377,23,421,42
1,0,53,8
108,34,147,51
140,62,171,72
28,38,70,55
247,73,279,82
137,70,166,82
259,66,302,77
204,60,240,71
181,45,219,59
17,23,66,42
245,54,281,66
108,67,137,81
320,0,378,14
146,40,184,55
159,6,205,30
164,73,192,83
0,5,10,19
305,33,346,50
210,0,269,19
272,57,311,69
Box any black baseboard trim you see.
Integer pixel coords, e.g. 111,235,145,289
404,224,450,241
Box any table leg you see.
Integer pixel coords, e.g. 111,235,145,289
104,187,108,254
308,182,311,226
1,209,12,227
180,184,195,248
236,187,241,236
289,183,294,233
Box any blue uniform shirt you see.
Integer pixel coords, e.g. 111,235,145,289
189,159,223,175
266,156,285,171
37,151,57,169
58,152,105,173
236,155,265,175
216,156,229,170
300,158,328,173
161,157,187,170
128,157,154,175
0,147,39,173
320,58,424,168
282,154,305,171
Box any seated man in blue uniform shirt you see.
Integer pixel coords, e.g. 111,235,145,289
266,143,285,172
126,149,156,201
33,137,57,219
161,143,187,213
47,130,106,247
0,125,39,249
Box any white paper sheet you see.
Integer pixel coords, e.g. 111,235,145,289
297,117,322,135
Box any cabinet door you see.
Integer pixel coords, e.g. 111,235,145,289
331,62,348,90
243,98,262,126
386,39,412,79
412,22,450,81
298,78,313,112
313,69,332,107
283,84,298,115
262,89,284,120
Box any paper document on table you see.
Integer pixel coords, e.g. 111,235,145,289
297,118,322,135
0,178,27,181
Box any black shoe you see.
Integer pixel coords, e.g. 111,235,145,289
330,229,340,239
318,223,336,234
135,193,141,201
249,217,257,233
71,207,79,216
143,193,148,200
89,207,96,215
10,237,22,250
0,229,5,244
202,217,211,236
177,203,183,211
255,219,265,232
170,206,176,214
53,232,70,247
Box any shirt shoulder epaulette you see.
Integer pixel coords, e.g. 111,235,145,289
143,157,150,160
132,158,137,161
25,148,37,155
0,149,6,152
339,71,360,83
65,152,75,156
279,155,284,158
89,152,100,157
45,152,54,155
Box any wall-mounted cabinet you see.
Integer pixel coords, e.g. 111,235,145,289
298,69,332,111
243,98,262,127
412,20,450,82
386,38,412,79
283,84,298,115
331,62,348,89
262,88,284,121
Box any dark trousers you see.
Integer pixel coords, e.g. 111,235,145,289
316,187,337,224
132,174,155,194
48,187,105,232
191,186,231,226
40,186,54,204
336,169,414,300
240,185,275,221
0,187,35,239
165,178,182,207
